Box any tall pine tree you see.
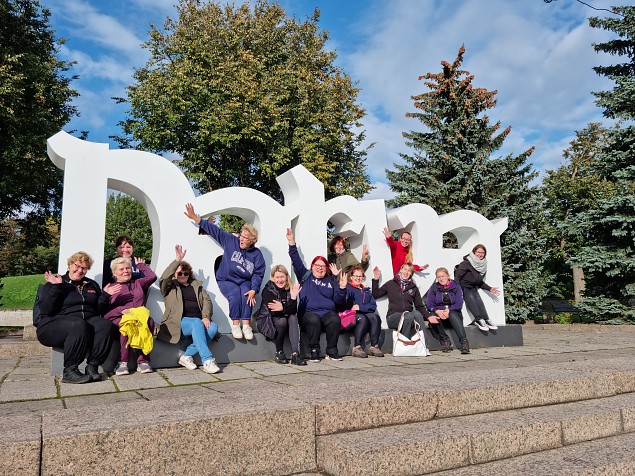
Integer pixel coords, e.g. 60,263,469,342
387,46,545,322
569,6,635,322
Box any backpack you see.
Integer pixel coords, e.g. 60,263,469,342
32,284,46,327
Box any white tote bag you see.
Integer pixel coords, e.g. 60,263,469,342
392,312,431,357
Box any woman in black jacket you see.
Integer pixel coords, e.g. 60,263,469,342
255,265,306,366
454,244,500,331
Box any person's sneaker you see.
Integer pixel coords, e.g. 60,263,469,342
460,339,470,354
178,355,197,370
137,362,153,374
351,345,368,358
274,350,289,364
309,348,320,363
485,319,498,330
85,363,101,382
475,319,489,331
368,345,384,357
62,365,91,384
231,324,243,339
291,352,307,366
441,339,452,353
242,325,254,341
115,362,129,376
202,358,221,374
326,353,343,361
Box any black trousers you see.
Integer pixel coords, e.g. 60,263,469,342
300,312,340,355
37,314,114,369
272,314,301,354
463,287,490,322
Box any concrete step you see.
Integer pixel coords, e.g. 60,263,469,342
316,392,635,475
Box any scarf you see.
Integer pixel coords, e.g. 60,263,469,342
397,276,411,291
467,252,487,276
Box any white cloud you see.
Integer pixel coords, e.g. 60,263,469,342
362,181,395,201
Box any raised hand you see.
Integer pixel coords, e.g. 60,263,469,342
361,244,369,262
44,271,62,284
184,203,201,223
339,271,348,289
285,227,295,245
329,263,339,276
290,283,301,300
373,266,381,280
175,244,187,261
104,283,123,295
134,257,145,265
382,227,392,239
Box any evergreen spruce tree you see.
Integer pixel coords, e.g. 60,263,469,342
386,46,544,322
568,6,635,322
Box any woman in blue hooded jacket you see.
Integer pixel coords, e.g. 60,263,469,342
184,204,265,341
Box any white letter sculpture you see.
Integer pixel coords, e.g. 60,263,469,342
47,132,507,334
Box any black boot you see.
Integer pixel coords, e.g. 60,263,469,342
291,352,307,366
460,339,470,355
274,350,289,364
441,339,452,353
62,365,91,384
85,363,101,382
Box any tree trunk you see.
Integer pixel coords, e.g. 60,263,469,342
572,266,585,303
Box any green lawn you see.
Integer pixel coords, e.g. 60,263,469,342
0,275,44,310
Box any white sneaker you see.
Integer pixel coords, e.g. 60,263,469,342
485,319,498,330
475,319,489,331
178,355,197,370
115,362,129,376
231,324,243,339
202,358,220,374
242,325,254,341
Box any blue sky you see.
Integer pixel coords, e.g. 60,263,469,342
43,0,630,199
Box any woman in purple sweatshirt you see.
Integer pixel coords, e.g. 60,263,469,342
184,204,265,341
286,227,347,363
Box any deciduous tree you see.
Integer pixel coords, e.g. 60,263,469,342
104,194,153,261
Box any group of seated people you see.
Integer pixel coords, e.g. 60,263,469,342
35,204,500,384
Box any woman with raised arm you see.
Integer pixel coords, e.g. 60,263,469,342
256,265,306,366
35,251,114,384
327,235,370,275
157,245,220,374
382,227,429,276
426,267,470,354
102,235,145,285
342,265,383,358
372,263,430,340
454,244,500,331
184,203,265,341
286,227,347,362
102,256,157,375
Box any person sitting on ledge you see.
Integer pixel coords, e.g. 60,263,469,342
35,251,114,384
102,256,157,376
286,227,347,362
102,235,145,285
382,228,429,276
339,265,384,358
184,203,265,341
426,267,470,354
372,263,430,341
454,244,500,332
157,245,220,374
255,264,306,366
327,235,370,275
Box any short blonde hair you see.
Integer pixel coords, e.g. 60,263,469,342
67,251,94,269
110,257,132,273
399,263,415,277
242,224,258,244
270,264,291,290
435,267,450,278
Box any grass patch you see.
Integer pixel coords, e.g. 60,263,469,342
0,275,44,310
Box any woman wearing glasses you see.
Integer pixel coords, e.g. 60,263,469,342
341,265,384,358
184,204,265,341
157,244,220,374
286,227,347,362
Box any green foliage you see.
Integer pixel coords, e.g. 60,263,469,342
0,274,43,310
116,0,372,200
0,216,59,276
567,6,635,322
0,0,78,220
104,194,153,261
542,123,616,298
386,46,545,323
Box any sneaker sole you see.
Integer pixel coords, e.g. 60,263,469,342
325,356,343,361
138,368,153,374
178,361,197,370
115,371,129,376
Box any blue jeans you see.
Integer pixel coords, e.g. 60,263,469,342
179,317,218,362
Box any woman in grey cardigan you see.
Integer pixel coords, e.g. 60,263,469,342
157,244,220,374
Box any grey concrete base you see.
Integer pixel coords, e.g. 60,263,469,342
50,324,524,374
0,310,31,327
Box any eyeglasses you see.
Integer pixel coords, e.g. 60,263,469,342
71,263,89,272
177,271,190,277
352,275,364,279
240,234,253,241
313,264,327,269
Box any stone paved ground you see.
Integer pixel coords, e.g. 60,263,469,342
0,323,633,413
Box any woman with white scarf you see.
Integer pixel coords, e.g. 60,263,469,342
454,244,500,331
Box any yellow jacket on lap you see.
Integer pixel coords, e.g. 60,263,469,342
120,306,154,355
